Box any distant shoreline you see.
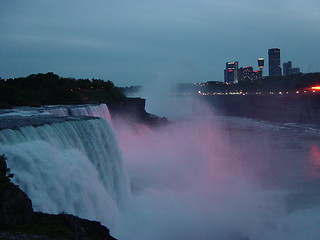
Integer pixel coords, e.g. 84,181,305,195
201,94,320,125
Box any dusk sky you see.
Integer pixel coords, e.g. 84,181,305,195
0,0,319,87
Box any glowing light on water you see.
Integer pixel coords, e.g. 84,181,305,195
310,144,320,164
308,144,320,179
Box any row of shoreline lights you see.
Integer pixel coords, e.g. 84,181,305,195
196,86,320,96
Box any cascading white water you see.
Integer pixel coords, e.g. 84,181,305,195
0,104,112,121
0,115,129,227
47,104,112,121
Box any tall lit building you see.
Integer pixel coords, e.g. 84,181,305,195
268,48,281,77
224,61,238,84
257,58,265,79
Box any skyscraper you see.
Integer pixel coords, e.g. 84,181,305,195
283,61,292,76
283,61,301,76
257,58,265,79
268,48,281,77
224,61,238,84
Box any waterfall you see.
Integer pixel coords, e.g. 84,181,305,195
0,111,129,226
47,104,112,121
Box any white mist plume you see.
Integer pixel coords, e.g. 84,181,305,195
112,98,320,240
139,61,198,119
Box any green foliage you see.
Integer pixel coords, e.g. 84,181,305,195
0,72,126,108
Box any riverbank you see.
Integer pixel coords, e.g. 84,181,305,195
201,94,320,125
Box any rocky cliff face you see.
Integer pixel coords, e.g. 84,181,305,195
0,155,33,228
0,155,117,240
108,97,169,126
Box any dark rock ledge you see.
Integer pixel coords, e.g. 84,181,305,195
107,98,169,126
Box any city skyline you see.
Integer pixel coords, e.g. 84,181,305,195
1,0,320,86
224,48,305,84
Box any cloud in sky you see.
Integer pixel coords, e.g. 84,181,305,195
0,0,319,86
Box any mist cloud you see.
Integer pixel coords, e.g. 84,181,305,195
111,99,320,239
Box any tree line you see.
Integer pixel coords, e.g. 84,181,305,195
0,72,126,108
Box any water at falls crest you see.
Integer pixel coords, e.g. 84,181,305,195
0,104,128,228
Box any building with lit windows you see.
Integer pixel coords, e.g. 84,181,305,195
257,58,265,79
268,48,281,77
238,66,260,82
224,61,238,84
